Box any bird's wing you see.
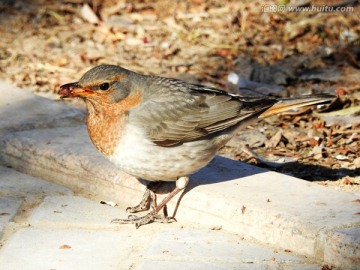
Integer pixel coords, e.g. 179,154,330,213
129,77,276,146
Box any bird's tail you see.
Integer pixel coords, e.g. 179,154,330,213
258,94,335,119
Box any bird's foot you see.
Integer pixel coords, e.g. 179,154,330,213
111,211,176,229
126,181,161,213
112,179,186,228
126,188,156,213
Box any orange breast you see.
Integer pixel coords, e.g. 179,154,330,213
86,91,142,156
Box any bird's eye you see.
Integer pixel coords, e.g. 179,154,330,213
99,82,110,91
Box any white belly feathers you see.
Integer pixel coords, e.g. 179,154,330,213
107,123,217,181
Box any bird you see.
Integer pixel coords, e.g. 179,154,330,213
59,64,335,228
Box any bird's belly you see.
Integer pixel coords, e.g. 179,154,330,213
107,124,218,181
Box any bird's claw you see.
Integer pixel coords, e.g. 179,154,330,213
111,212,176,229
125,187,157,213
126,205,149,213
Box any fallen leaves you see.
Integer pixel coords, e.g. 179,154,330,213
317,176,360,193
222,105,360,188
265,129,283,148
0,0,358,192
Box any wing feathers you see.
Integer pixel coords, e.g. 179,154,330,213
258,94,334,119
130,77,334,146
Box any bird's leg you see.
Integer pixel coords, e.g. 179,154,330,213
126,181,160,213
112,176,189,228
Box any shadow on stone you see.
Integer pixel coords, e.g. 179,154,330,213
259,161,360,181
155,155,268,218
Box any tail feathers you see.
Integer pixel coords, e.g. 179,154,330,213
258,94,335,119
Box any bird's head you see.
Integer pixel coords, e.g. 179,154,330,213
58,65,135,104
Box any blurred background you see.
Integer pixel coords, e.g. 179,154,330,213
0,0,359,188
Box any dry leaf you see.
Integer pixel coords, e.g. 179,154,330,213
265,129,283,148
81,4,99,24
59,244,72,249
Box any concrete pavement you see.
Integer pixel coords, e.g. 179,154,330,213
0,81,359,269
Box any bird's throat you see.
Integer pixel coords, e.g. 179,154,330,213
85,101,126,156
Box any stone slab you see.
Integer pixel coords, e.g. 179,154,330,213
0,227,133,270
138,261,273,270
0,109,359,268
27,195,321,269
139,228,320,269
138,261,318,270
24,195,326,269
0,197,22,237
29,195,125,228
182,168,360,258
0,165,72,236
0,224,321,270
0,165,72,199
322,227,360,270
0,126,140,205
141,229,310,269
0,81,83,137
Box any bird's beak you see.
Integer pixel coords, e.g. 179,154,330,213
58,82,94,98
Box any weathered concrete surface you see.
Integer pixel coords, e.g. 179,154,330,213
139,228,317,270
0,197,22,237
0,125,359,268
0,165,73,237
0,126,140,205
29,195,125,229
0,227,133,270
0,82,359,269
0,194,322,270
0,81,83,136
0,225,320,270
186,168,360,258
0,192,321,270
0,165,72,199
322,227,360,270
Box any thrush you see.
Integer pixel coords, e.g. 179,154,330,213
59,64,335,228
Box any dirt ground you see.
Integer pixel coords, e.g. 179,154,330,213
0,0,359,192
